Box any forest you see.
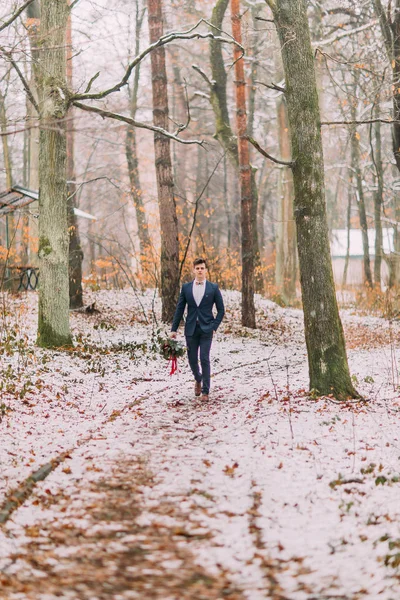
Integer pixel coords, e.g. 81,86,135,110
0,1,400,599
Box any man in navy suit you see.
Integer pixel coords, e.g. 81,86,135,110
171,258,225,400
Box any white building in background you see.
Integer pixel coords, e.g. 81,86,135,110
330,228,394,287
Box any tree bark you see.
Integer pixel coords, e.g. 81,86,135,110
373,106,383,289
275,91,296,304
148,0,179,323
266,0,358,399
231,0,256,328
373,0,400,283
0,85,14,286
351,123,372,288
66,2,83,309
208,0,261,309
125,1,152,273
342,175,352,288
37,0,72,347
22,1,40,265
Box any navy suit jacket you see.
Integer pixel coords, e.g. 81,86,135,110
171,280,225,336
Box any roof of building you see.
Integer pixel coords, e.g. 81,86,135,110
331,228,394,258
0,186,96,220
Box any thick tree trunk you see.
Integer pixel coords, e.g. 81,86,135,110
231,0,256,328
275,93,296,304
37,0,72,347
148,0,179,323
267,0,358,399
66,4,83,309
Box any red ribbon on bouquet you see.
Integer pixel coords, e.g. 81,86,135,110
168,356,178,375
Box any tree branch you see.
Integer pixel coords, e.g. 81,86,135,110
192,64,213,88
71,19,243,103
321,118,397,126
73,101,205,146
0,46,38,113
0,0,35,33
246,136,294,167
254,80,285,93
312,19,378,48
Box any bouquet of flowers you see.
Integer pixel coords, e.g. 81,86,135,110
159,337,186,375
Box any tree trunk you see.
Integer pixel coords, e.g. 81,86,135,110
266,0,358,399
22,2,41,266
342,178,352,288
66,3,83,309
373,0,400,284
125,1,152,272
275,92,296,304
349,88,372,288
351,124,372,288
37,0,72,347
209,0,261,305
148,0,179,322
231,0,256,328
373,104,383,289
0,86,14,286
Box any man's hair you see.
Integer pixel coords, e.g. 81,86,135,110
193,258,207,268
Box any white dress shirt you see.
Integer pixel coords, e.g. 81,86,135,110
193,279,206,306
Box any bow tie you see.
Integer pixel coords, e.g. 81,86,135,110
196,281,204,285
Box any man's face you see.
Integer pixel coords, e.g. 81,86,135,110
193,263,207,281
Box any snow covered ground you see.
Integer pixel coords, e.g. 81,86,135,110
0,289,400,599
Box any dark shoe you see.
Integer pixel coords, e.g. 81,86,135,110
195,381,201,396
201,394,209,401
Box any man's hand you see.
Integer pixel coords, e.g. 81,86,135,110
170,332,177,339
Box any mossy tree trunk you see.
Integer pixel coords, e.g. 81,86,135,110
231,0,256,328
66,2,83,309
266,0,358,399
37,0,72,347
148,0,179,322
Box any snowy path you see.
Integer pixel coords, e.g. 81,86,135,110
0,290,400,599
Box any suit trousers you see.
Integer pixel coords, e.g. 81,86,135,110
185,324,213,394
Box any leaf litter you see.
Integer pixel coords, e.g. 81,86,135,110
0,289,400,598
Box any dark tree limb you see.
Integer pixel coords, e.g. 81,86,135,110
72,101,205,146
321,118,397,125
254,79,285,93
247,135,294,167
